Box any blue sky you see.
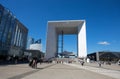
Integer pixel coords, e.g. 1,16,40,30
0,0,120,54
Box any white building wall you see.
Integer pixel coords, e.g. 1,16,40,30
78,21,87,58
46,26,58,59
30,44,42,51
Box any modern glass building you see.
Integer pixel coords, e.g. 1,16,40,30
87,51,120,62
0,4,28,58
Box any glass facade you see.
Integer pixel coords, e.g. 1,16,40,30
0,4,28,57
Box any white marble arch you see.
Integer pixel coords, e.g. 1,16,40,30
46,20,87,59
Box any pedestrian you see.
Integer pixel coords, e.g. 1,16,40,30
39,58,43,65
98,61,101,67
32,59,36,68
32,57,37,69
29,59,33,67
81,61,84,66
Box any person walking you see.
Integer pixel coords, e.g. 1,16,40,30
98,61,101,67
81,61,84,66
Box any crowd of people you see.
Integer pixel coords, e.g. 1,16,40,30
28,57,120,69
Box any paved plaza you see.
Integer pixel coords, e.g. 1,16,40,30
0,63,120,79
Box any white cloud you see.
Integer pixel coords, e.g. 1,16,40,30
97,41,110,45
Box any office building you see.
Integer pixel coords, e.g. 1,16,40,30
87,51,120,62
27,37,34,49
30,43,42,51
0,4,28,58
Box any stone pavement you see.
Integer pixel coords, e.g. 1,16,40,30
22,64,116,79
65,63,120,79
0,63,55,79
0,63,119,79
84,62,120,71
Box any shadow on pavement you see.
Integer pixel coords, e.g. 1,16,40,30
8,64,56,79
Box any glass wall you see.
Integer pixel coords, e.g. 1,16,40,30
0,4,28,57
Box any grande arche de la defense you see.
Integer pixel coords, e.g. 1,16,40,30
45,20,87,59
